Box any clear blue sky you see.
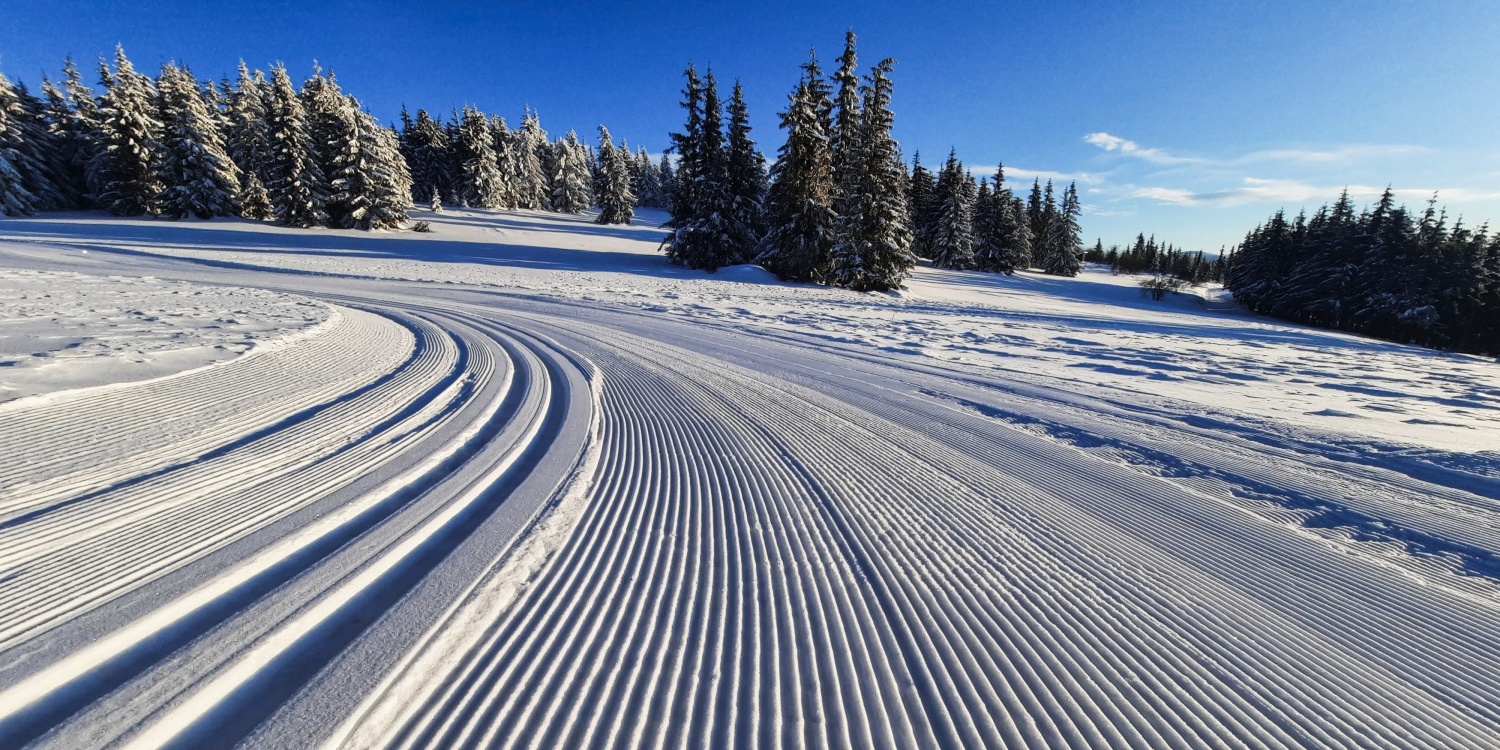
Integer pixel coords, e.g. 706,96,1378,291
4,0,1498,251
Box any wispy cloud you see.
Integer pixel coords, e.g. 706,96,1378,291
1081,204,1136,218
1004,165,1108,185
1084,132,1430,169
1131,178,1500,207
1234,144,1432,166
1082,132,1203,166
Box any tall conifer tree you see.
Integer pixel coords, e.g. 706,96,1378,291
757,52,837,282
929,149,974,269
594,125,635,224
95,46,163,216
154,63,239,219
724,79,766,264
263,64,327,226
828,58,915,291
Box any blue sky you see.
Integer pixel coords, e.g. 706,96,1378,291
3,0,1498,250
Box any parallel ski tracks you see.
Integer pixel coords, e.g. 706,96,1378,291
0,295,592,749
353,305,1500,750
3,263,1499,749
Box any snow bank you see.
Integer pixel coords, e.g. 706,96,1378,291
0,269,331,403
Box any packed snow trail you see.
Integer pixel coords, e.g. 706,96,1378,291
0,211,1498,748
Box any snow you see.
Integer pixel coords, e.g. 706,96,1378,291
10,207,1491,451
0,207,1498,748
0,269,331,404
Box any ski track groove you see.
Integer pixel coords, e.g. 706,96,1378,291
0,255,1497,749
346,304,1500,750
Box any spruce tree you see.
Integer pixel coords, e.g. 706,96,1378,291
633,146,665,208
828,58,916,291
829,31,864,261
39,76,89,208
666,64,703,229
301,68,363,227
404,108,452,207
973,164,1029,274
0,73,42,216
657,152,675,214
514,110,551,210
1040,181,1083,276
487,115,521,209
830,31,862,210
226,63,271,193
594,125,635,224
0,73,71,214
929,149,974,269
1026,178,1045,255
551,130,594,212
238,170,272,219
263,64,327,226
454,106,505,209
95,46,163,216
907,150,937,257
59,57,105,205
757,51,837,282
154,63,239,219
351,107,412,229
724,79,766,264
664,69,736,270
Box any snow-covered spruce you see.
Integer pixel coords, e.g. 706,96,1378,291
94,46,163,217
593,125,635,225
829,54,916,292
663,68,739,270
453,106,505,210
928,149,975,270
1039,181,1083,276
550,130,593,213
756,52,837,283
153,62,239,220
263,65,327,227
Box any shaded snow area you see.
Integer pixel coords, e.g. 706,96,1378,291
0,269,332,404
0,208,1499,749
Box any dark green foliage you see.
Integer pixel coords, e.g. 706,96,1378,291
828,57,915,291
154,62,239,219
724,80,767,264
403,109,453,206
664,69,737,271
928,149,974,269
973,164,1030,274
263,64,327,226
1039,182,1082,276
756,51,837,282
1226,188,1500,355
594,125,635,225
907,151,936,258
95,46,163,217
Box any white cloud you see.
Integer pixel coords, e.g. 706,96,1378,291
1131,178,1500,208
1004,165,1107,185
1234,144,1430,166
1084,133,1430,170
1083,132,1203,166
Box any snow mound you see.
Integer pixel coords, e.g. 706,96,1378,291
0,269,331,403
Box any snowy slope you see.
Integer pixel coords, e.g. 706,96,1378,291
0,269,331,403
0,208,1497,748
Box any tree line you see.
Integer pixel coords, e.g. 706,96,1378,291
0,46,655,228
1226,189,1500,355
1083,234,1229,285
662,31,1087,291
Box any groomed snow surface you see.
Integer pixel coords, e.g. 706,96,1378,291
0,207,1497,749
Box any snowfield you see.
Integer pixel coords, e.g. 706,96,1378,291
0,207,1498,748
0,269,332,404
